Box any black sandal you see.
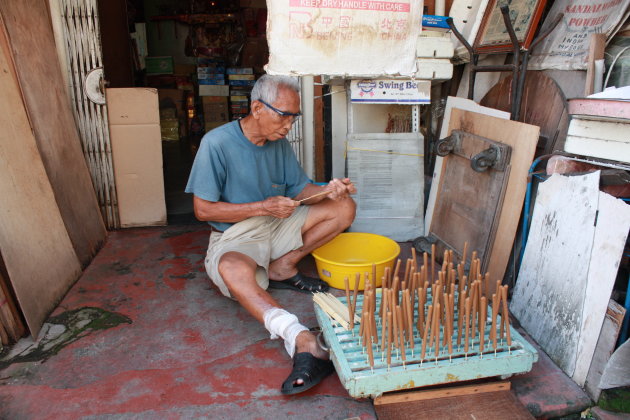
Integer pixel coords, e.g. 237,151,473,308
281,352,335,395
268,273,329,293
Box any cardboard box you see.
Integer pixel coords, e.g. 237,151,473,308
146,56,174,75
228,74,255,80
199,84,229,96
203,103,229,122
106,88,167,228
202,96,229,105
228,79,255,87
199,79,226,85
227,67,254,75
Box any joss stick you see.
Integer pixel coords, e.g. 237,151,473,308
392,276,400,306
470,251,477,279
471,281,479,341
502,286,512,346
484,271,491,298
401,280,407,294
387,311,393,367
396,305,406,365
344,276,353,330
457,289,467,347
417,287,425,336
462,242,468,269
442,294,450,347
491,293,498,352
404,289,413,344
365,314,374,369
446,296,454,358
352,273,360,324
457,264,465,289
403,259,412,286
434,301,441,359
393,259,402,282
384,266,391,290
421,304,433,360
479,296,487,355
370,292,378,344
431,244,436,284
372,263,377,289
410,273,418,313
412,246,417,272
392,303,400,352
464,297,471,355
380,290,388,354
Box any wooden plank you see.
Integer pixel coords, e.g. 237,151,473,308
584,300,625,401
584,33,606,96
424,97,509,236
375,381,511,405
374,390,534,420
0,0,106,266
0,252,25,343
480,71,569,156
0,14,82,337
573,192,630,386
511,172,600,377
445,109,539,288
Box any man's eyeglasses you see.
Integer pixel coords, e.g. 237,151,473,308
258,99,301,122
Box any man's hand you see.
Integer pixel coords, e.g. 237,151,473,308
261,196,299,218
326,178,357,200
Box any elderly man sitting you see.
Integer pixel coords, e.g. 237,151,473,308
186,74,356,394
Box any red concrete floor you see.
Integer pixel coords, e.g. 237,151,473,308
0,225,590,419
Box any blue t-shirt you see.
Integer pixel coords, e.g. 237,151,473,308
185,120,310,231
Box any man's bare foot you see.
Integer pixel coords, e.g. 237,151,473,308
292,330,329,386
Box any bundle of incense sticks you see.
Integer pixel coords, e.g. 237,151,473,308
334,242,514,370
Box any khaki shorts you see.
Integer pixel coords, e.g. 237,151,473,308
204,205,310,297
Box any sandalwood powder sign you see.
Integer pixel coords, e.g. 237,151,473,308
265,0,423,76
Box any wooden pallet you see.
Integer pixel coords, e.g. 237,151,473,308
315,293,538,398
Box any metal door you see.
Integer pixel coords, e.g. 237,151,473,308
57,0,119,228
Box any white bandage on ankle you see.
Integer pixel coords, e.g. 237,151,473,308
263,307,309,357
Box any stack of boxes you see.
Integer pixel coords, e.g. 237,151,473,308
197,59,229,131
227,67,255,120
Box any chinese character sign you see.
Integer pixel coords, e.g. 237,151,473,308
265,0,423,76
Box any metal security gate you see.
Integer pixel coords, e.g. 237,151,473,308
58,0,119,228
287,77,304,165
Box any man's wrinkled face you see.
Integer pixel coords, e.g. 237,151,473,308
255,87,301,141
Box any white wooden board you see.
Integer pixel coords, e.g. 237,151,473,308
347,133,423,241
448,0,490,61
511,172,599,377
564,117,630,163
572,192,630,386
424,97,510,235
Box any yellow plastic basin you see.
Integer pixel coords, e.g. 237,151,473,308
312,232,400,290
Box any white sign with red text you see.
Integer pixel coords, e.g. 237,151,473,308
265,0,423,76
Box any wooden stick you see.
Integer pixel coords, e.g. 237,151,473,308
366,313,374,369
297,189,331,203
387,311,393,367
462,242,468,268
404,289,413,345
417,287,425,336
491,293,498,352
412,247,417,272
431,244,436,284
403,259,412,286
380,289,388,354
502,285,512,346
352,273,360,323
434,301,441,359
479,296,487,354
393,259,402,282
464,297,471,354
421,304,433,360
446,295,454,357
457,289,467,347
372,263,377,289
392,276,400,306
383,267,390,290
344,276,352,328
396,305,406,364
471,281,479,341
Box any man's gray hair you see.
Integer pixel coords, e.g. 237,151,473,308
251,74,300,104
